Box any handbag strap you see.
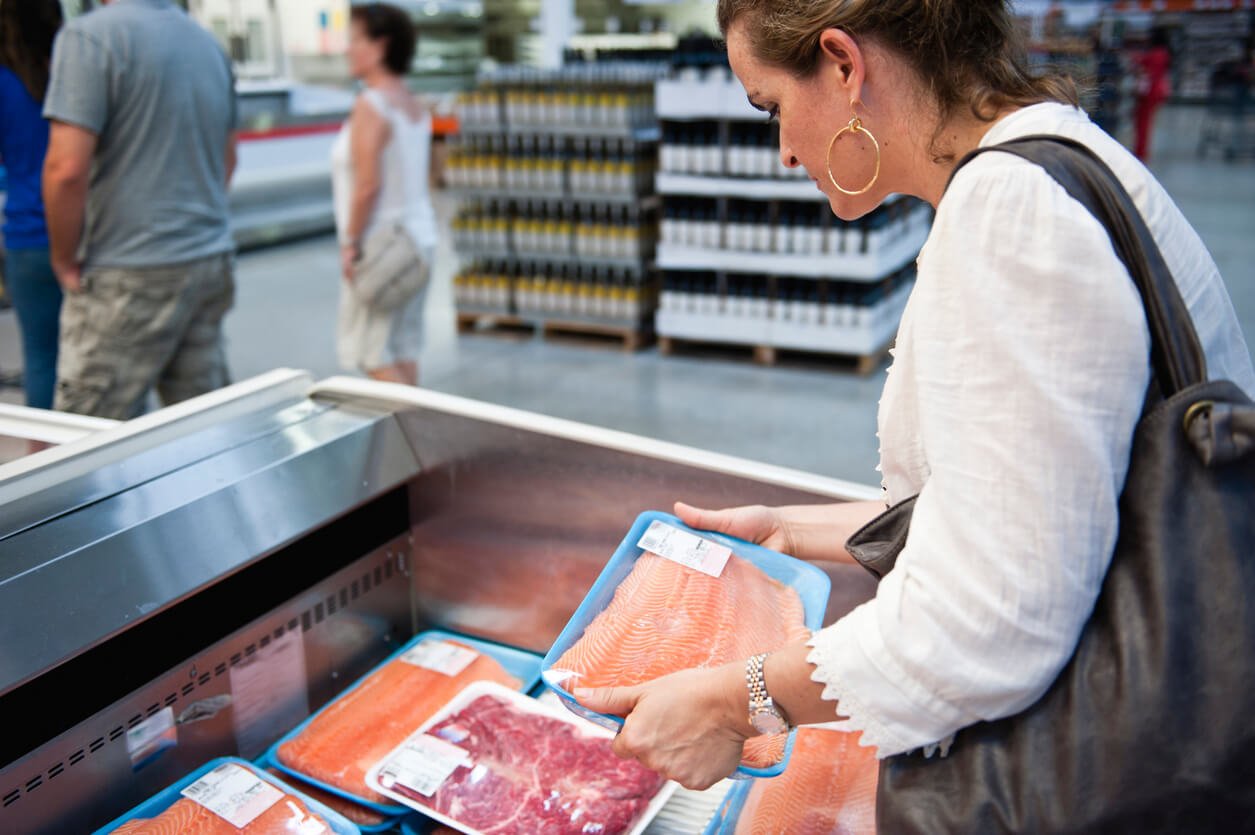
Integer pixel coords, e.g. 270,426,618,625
948,135,1207,396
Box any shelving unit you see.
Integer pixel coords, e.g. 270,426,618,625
448,64,667,350
653,70,932,372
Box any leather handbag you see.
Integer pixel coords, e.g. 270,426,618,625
846,136,1255,833
353,223,429,311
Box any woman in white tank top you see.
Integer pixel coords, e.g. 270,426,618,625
331,3,438,385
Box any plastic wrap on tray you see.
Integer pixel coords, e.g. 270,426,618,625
368,681,676,835
542,511,831,778
262,766,395,832
96,758,360,835
270,631,541,812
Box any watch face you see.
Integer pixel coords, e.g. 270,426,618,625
750,708,789,736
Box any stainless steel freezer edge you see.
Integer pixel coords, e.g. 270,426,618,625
0,395,420,700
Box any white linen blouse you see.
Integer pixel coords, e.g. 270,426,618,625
806,103,1255,757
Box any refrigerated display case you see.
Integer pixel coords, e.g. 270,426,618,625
0,370,877,834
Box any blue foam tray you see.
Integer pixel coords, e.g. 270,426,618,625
93,757,360,835
540,510,831,778
705,780,753,834
253,751,398,833
266,629,545,816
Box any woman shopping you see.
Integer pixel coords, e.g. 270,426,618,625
577,0,1255,830
333,3,439,386
0,0,63,408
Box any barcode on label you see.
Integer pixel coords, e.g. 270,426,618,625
637,521,732,578
180,763,283,828
378,734,472,797
399,639,479,676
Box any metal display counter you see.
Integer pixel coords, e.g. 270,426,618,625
0,371,878,834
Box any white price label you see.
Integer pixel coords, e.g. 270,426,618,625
180,763,283,828
125,707,176,768
377,734,472,798
638,521,732,578
399,639,479,676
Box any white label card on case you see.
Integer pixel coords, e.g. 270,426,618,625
125,706,176,770
377,734,472,797
638,521,732,578
399,639,479,676
180,763,283,828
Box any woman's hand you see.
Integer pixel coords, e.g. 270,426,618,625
340,243,359,281
576,663,752,790
674,501,796,555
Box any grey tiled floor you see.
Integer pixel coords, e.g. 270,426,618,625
2,106,1252,487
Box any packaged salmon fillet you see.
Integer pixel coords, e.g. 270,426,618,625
262,767,394,831
270,630,542,813
96,758,359,835
722,726,878,835
367,681,676,835
542,512,831,778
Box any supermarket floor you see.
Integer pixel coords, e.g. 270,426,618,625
2,106,1253,487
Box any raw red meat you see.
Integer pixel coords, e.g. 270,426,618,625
391,694,666,834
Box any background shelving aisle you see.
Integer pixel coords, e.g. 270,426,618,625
448,64,668,350
652,57,932,373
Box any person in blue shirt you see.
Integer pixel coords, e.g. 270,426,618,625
0,0,63,409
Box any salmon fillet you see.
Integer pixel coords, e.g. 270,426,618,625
733,728,878,835
552,553,810,768
264,767,389,827
276,639,520,803
108,775,334,834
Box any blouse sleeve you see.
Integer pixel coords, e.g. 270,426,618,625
806,155,1153,756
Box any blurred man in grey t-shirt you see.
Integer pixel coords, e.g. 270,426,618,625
42,0,238,419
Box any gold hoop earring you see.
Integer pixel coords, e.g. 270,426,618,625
826,115,881,196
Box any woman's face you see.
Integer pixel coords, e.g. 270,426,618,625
347,20,385,79
726,24,886,220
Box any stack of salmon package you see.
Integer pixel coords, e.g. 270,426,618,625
712,725,879,835
266,630,543,819
542,511,832,777
95,757,361,834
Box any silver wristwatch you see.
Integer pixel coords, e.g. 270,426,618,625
746,653,790,735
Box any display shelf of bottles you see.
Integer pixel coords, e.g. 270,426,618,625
656,74,763,122
450,64,665,346
450,188,659,208
656,174,824,201
657,197,930,280
454,260,657,351
452,201,654,271
454,64,667,137
656,267,914,371
446,134,658,199
651,55,931,369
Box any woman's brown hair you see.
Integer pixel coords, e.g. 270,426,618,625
0,0,63,102
718,0,1077,157
350,3,417,77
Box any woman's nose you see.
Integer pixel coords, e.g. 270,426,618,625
779,142,800,169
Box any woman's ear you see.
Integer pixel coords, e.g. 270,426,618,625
817,28,866,99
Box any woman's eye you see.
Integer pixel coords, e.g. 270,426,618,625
766,108,780,125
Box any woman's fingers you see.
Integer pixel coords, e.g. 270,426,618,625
674,501,737,534
574,685,640,717
676,501,777,546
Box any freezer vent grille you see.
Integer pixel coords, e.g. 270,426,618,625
0,548,405,816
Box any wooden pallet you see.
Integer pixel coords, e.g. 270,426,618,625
658,335,890,375
457,312,654,352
